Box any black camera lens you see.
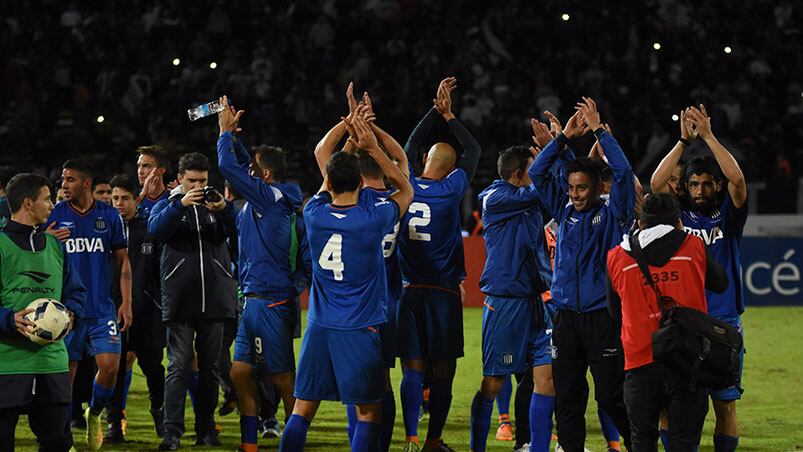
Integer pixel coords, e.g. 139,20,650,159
203,186,221,203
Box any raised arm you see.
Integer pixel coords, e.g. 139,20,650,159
353,115,413,214
315,83,360,176
362,91,410,177
431,77,481,180
404,78,456,167
689,104,747,208
576,97,635,222
651,107,695,192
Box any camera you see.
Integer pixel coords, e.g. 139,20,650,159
203,186,222,203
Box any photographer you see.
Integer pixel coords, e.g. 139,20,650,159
148,152,238,450
606,193,728,451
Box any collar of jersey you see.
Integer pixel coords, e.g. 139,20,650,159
67,199,97,216
329,203,357,209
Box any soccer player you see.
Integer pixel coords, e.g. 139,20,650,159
47,159,133,451
469,145,554,452
278,114,413,452
105,174,166,442
216,96,306,452
529,98,635,452
135,145,171,218
397,77,481,452
314,86,409,452
91,176,112,205
650,105,747,452
0,173,86,451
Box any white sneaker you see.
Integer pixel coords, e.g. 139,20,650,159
514,442,530,452
554,444,592,452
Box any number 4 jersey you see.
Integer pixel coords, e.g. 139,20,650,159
48,200,127,319
303,191,400,330
398,167,468,288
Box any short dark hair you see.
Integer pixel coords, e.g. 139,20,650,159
62,159,95,180
326,152,361,194
684,156,722,182
109,174,138,195
497,146,532,180
91,175,110,190
252,145,287,181
6,173,52,213
136,145,169,169
0,166,20,189
177,152,210,174
640,192,680,228
356,149,383,180
566,157,601,187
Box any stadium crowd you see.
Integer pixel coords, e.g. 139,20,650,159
1,0,802,212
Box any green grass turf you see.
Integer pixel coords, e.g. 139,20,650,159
14,306,803,451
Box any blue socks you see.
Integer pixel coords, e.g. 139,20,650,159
598,407,621,450
121,369,133,410
530,393,555,452
660,429,669,450
346,404,357,444
352,420,379,452
240,415,259,448
279,414,310,452
496,376,512,419
400,368,423,437
469,391,494,452
90,379,115,415
426,376,453,441
714,434,739,452
380,391,396,452
187,371,199,409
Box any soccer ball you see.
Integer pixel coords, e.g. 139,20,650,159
23,298,71,345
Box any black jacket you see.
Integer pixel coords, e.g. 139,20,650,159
148,189,237,322
112,215,162,318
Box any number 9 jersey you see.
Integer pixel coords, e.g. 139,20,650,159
398,166,468,288
303,191,400,330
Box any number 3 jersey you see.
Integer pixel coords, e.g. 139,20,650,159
303,191,400,330
398,167,468,288
48,200,127,319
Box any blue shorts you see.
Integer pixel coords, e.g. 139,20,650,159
380,297,399,368
398,285,464,361
294,322,384,404
66,316,121,361
710,315,744,401
481,296,553,376
233,297,297,374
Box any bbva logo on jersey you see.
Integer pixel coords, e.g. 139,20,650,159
65,237,105,253
684,226,724,245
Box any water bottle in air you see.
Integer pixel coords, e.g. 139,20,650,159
187,101,225,121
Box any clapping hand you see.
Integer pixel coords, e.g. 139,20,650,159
218,95,244,135
562,110,589,139
680,108,697,141
575,97,601,131
687,104,713,140
433,77,457,120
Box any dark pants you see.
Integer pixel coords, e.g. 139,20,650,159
552,309,631,452
163,319,224,439
107,336,165,424
217,317,238,403
624,364,709,452
258,373,280,421
514,370,534,446
71,356,96,419
0,373,73,452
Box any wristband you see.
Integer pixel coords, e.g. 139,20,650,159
679,137,690,146
556,133,570,146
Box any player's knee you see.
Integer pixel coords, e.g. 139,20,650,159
230,361,252,383
355,402,382,422
713,399,737,419
533,366,555,396
125,351,137,369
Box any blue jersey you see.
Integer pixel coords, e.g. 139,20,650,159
48,200,127,319
478,180,551,297
398,167,468,288
138,188,169,219
681,192,748,318
304,191,400,330
360,187,403,306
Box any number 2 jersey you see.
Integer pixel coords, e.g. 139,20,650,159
398,167,468,288
303,191,400,330
48,200,127,319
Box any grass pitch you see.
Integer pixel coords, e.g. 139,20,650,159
14,306,803,451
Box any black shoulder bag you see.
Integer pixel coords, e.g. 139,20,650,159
629,235,743,390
